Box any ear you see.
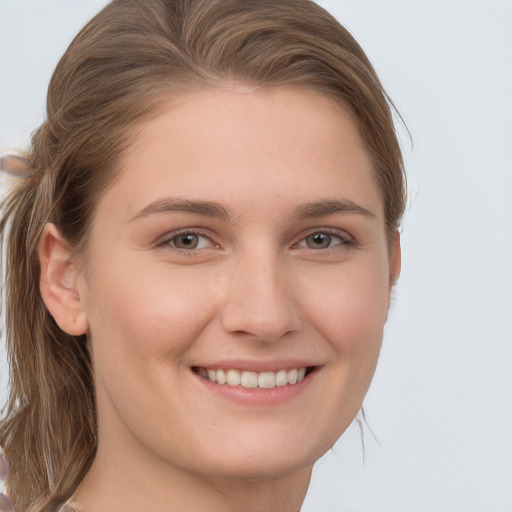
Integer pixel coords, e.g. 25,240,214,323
389,230,402,287
38,223,89,336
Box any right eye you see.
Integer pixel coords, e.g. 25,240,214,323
156,230,219,253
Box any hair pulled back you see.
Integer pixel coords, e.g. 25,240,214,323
0,1,406,510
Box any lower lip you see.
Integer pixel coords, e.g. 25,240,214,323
192,369,316,406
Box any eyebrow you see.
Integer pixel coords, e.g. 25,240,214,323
291,199,375,220
130,197,233,222
130,197,374,223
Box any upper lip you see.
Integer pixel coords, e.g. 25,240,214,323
191,359,321,373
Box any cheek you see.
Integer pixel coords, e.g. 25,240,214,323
83,254,218,366
300,256,391,360
305,256,390,420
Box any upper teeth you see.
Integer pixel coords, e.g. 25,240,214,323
198,368,307,388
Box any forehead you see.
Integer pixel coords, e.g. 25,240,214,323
100,86,383,223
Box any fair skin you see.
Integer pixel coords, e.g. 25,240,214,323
39,87,400,512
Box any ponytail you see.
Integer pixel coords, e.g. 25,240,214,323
0,139,97,511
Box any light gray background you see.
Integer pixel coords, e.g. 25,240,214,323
1,1,511,511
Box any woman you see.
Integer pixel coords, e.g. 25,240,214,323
0,0,405,511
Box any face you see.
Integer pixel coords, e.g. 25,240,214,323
75,87,398,483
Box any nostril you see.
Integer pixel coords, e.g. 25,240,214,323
221,297,302,343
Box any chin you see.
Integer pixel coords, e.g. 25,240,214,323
199,451,317,483
178,422,341,483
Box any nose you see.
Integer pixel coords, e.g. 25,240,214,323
220,250,302,343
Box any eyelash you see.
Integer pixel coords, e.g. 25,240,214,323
156,228,355,255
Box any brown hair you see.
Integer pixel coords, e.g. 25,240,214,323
0,0,406,510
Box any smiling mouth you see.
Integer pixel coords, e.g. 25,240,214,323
193,367,313,389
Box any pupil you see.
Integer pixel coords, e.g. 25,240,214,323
309,233,330,249
176,234,198,249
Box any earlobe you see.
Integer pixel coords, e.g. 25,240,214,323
38,223,89,336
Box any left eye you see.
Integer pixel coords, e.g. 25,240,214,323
169,233,213,250
297,232,347,250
